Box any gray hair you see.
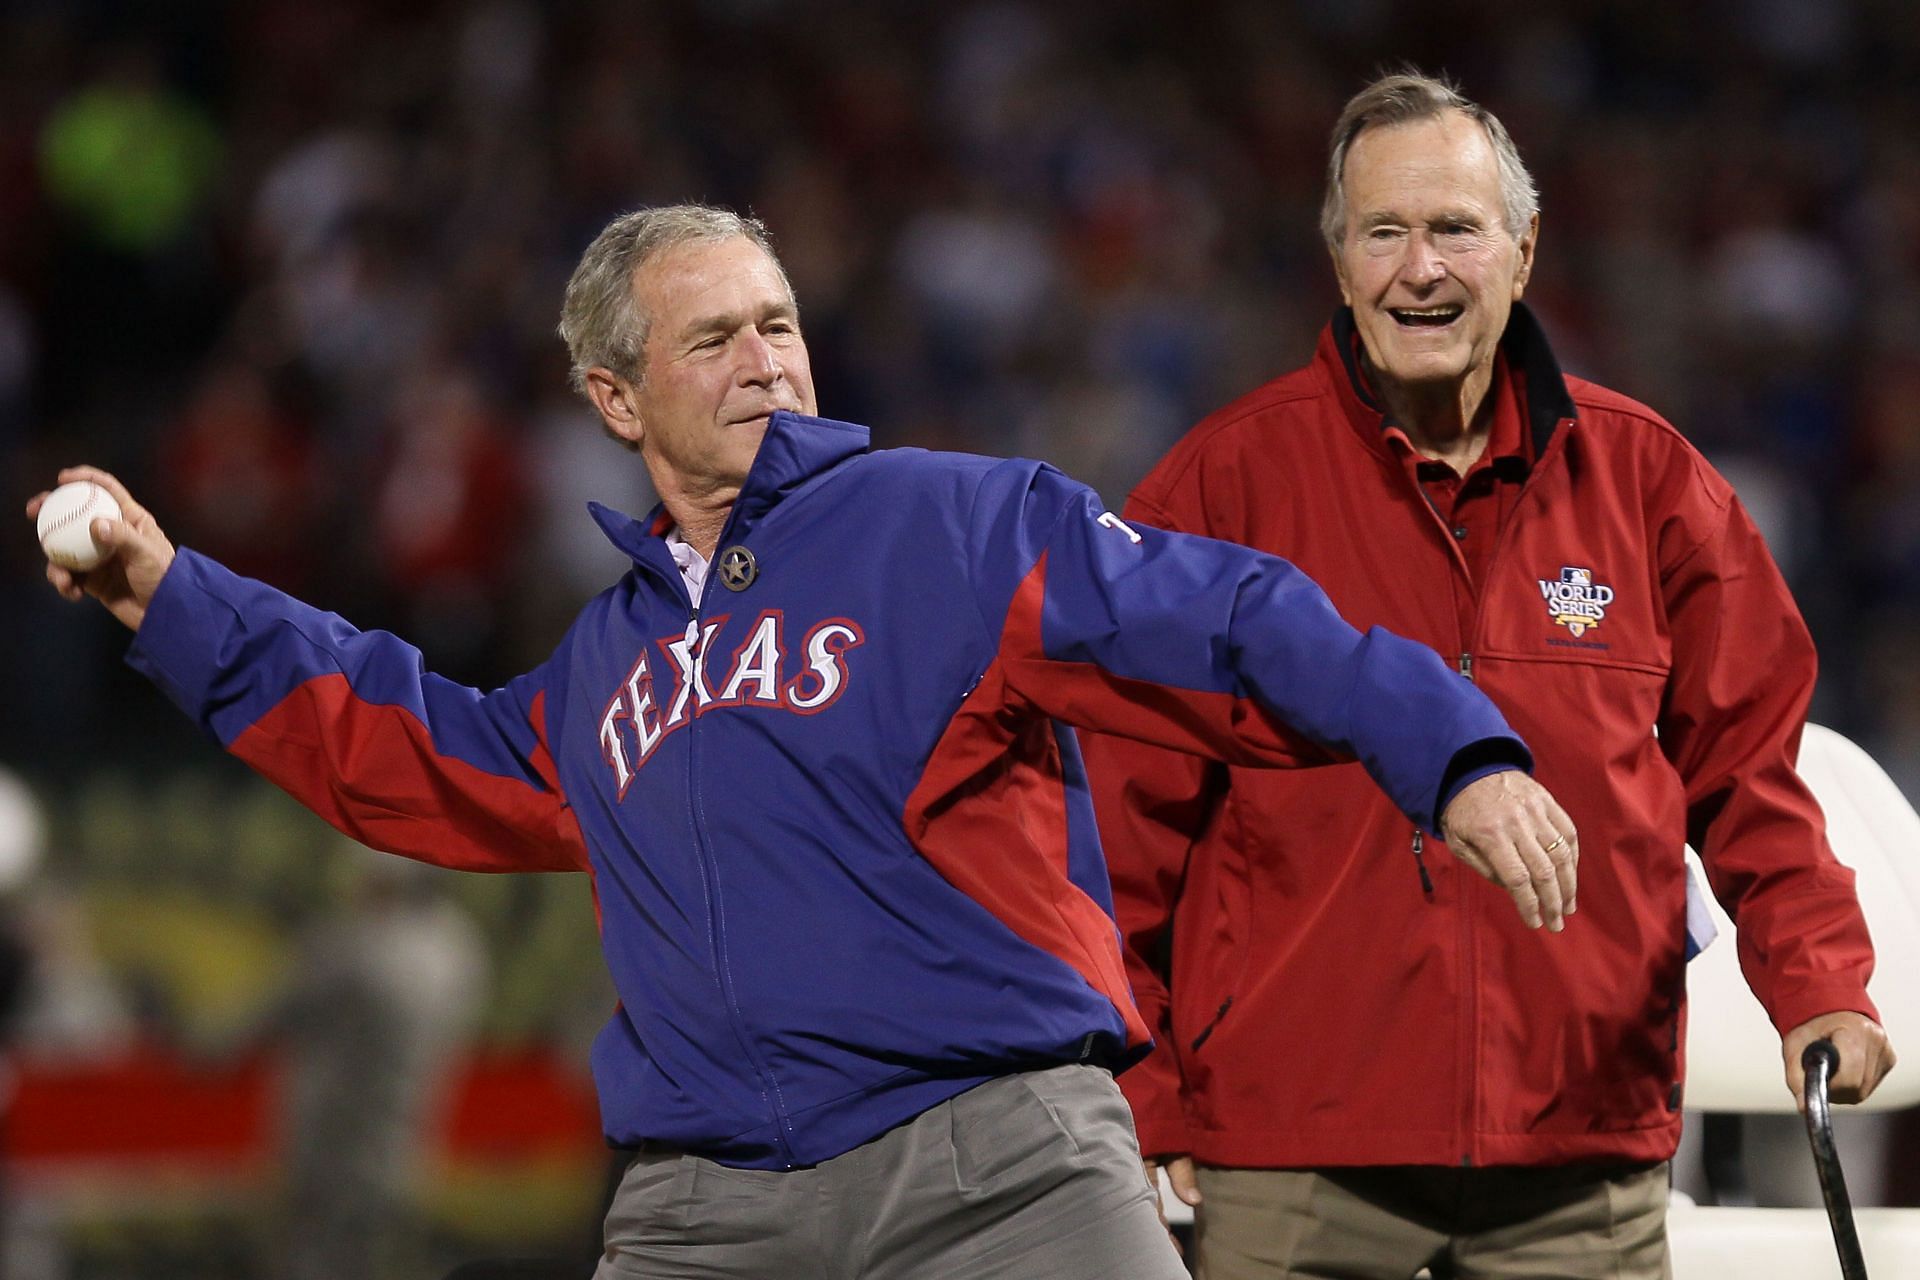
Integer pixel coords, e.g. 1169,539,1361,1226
1320,70,1539,250
557,203,793,395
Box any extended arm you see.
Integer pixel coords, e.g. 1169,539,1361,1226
969,461,1576,929
31,468,587,875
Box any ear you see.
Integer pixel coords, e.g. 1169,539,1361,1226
1512,213,1541,300
584,367,645,448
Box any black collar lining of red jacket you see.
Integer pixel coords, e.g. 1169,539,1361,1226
1330,302,1577,459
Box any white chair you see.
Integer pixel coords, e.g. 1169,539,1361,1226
1673,722,1920,1277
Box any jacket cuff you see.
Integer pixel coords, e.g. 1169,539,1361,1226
1762,979,1881,1040
124,548,245,737
1434,736,1533,827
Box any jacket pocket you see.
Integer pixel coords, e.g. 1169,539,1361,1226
1188,997,1234,1053
602,1150,695,1247
1474,651,1671,786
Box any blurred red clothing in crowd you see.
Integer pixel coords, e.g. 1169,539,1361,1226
159,360,324,593
373,364,528,598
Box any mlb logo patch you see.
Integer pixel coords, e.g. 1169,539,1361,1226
1539,566,1614,638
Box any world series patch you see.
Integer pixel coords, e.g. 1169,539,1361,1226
1539,566,1613,638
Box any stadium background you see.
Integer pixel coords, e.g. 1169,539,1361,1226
2,0,1919,1274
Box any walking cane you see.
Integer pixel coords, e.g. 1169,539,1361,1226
1802,1039,1869,1280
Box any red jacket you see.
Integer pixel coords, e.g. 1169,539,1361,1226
1086,307,1878,1168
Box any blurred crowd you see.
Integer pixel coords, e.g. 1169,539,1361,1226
3,0,1920,1269
6,0,1920,776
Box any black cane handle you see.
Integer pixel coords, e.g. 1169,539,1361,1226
1802,1038,1869,1280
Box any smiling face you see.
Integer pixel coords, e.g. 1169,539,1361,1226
588,235,817,499
1332,111,1537,403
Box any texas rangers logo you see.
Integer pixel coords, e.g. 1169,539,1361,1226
598,610,865,797
1538,566,1614,638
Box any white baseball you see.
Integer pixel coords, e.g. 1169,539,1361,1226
37,480,122,572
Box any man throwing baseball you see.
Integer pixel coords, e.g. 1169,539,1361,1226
32,204,1579,1279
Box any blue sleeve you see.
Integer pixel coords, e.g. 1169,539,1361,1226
966,461,1529,832
126,549,587,872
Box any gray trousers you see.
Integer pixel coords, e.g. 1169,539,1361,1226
593,1063,1188,1279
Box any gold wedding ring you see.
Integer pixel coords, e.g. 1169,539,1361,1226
1542,835,1567,854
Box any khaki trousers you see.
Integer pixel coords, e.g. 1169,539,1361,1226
592,1063,1187,1279
1193,1162,1671,1280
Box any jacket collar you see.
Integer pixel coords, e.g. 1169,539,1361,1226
589,409,871,562
1321,302,1576,460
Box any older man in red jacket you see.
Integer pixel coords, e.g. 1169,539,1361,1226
1086,70,1895,1279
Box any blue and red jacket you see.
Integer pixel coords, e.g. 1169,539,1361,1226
128,409,1527,1169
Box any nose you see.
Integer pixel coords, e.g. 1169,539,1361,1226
734,329,783,387
1399,230,1449,288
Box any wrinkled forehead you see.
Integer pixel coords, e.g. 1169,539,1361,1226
1343,111,1503,203
632,236,796,333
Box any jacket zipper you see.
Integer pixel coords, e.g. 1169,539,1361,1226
1458,651,1481,1164
1398,457,1484,1165
1452,419,1569,1165
1401,422,1566,1168
1410,830,1436,900
680,536,800,1167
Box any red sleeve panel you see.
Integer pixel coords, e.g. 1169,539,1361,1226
902,653,1152,1051
230,677,587,873
128,550,588,875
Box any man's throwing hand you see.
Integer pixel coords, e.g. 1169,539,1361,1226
27,467,176,632
1439,771,1578,931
